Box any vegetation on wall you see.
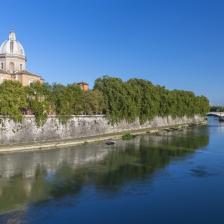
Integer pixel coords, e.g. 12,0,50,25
0,76,209,126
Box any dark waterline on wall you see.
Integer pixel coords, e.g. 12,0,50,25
0,117,224,224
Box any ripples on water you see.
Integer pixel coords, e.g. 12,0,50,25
0,117,224,224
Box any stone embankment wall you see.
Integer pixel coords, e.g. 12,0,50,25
0,115,205,145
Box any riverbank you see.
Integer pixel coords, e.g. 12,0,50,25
0,119,207,154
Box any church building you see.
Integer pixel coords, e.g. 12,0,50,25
0,31,43,86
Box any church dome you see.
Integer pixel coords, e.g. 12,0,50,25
0,32,25,58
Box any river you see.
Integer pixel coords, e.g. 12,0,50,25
0,117,223,224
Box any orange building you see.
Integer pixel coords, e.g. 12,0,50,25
77,82,89,91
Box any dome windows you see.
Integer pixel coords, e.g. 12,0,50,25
0,32,26,73
10,41,14,53
0,32,26,57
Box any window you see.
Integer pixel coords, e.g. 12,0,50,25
10,41,14,53
20,64,22,70
9,62,15,73
1,63,3,70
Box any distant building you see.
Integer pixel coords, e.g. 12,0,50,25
77,82,89,91
0,31,43,86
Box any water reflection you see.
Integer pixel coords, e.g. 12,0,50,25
0,126,209,214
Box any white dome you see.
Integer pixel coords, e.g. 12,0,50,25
0,32,25,57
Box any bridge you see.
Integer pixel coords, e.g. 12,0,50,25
207,112,224,117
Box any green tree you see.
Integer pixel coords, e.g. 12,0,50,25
0,81,27,122
26,82,52,126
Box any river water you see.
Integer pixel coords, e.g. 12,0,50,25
0,117,223,224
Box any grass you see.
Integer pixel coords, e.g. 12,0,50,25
122,132,136,140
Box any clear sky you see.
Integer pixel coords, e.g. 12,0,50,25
0,0,223,104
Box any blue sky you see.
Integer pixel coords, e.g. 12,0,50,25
0,0,223,104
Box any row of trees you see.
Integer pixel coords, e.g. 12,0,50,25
94,76,210,124
0,81,104,125
0,76,209,126
210,105,224,112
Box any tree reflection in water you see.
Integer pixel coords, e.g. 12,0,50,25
0,126,209,213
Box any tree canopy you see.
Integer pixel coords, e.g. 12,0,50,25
94,76,209,124
0,76,210,125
